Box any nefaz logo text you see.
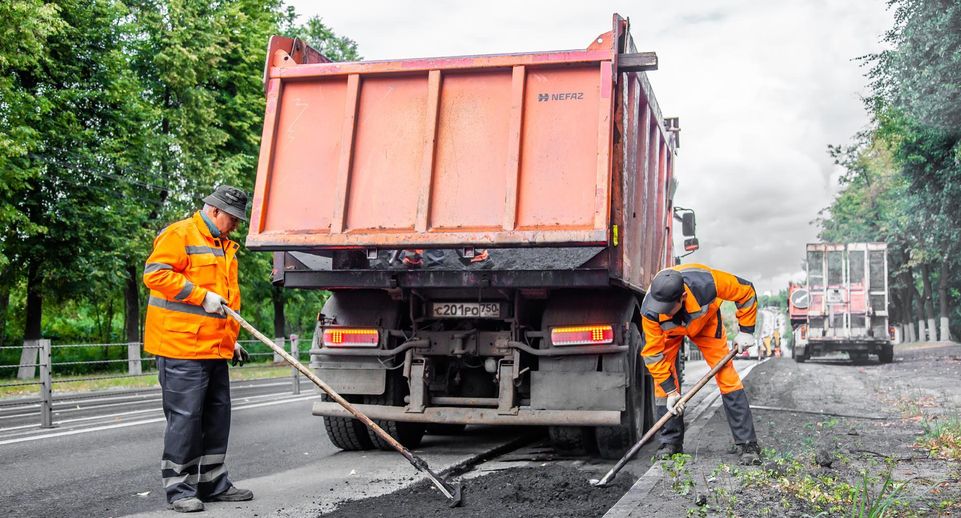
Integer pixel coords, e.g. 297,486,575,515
537,92,584,102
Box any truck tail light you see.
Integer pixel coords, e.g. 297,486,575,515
551,325,614,346
323,328,379,347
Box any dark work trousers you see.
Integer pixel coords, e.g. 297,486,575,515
657,388,758,447
655,405,685,446
158,356,233,503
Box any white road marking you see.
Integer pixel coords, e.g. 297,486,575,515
0,381,300,422
0,394,320,446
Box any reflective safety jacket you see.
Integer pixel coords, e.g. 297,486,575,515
143,212,241,359
640,264,757,392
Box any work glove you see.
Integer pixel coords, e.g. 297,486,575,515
232,343,250,367
666,391,685,416
734,331,755,354
202,291,226,315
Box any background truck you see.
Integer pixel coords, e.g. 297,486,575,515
790,243,894,363
248,14,693,459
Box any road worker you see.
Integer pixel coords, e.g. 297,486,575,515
143,185,253,513
640,265,762,465
761,335,772,359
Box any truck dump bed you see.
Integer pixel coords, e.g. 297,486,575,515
251,15,679,292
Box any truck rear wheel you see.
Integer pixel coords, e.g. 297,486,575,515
878,343,894,364
794,346,807,363
595,323,653,459
365,374,426,450
322,395,374,451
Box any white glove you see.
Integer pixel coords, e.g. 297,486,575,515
734,331,755,354
202,291,226,315
666,391,685,416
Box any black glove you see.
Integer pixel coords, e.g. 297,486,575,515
232,344,250,367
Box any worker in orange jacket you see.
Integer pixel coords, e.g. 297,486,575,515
641,265,762,465
143,185,253,513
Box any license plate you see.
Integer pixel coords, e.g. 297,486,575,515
431,302,500,318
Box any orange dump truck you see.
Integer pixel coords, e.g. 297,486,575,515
249,14,696,458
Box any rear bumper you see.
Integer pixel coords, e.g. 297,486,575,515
805,339,891,354
312,402,621,426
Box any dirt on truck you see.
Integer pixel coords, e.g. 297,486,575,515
248,14,693,460
790,242,895,364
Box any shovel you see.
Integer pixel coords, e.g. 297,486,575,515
222,304,464,507
590,346,740,487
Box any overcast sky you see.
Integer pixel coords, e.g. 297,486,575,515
286,0,892,294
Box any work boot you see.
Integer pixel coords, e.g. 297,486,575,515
207,486,254,502
736,442,762,466
655,442,683,460
168,497,204,513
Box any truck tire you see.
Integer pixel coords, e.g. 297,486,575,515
322,395,373,451
595,323,654,460
794,346,807,363
365,373,426,450
549,426,595,455
878,343,894,364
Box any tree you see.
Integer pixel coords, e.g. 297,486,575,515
2,0,152,345
821,0,961,341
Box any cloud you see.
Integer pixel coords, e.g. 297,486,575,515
284,0,892,293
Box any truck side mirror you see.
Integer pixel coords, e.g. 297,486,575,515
681,212,696,237
684,237,699,252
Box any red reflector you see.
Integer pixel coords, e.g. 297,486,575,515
551,325,614,346
323,328,379,347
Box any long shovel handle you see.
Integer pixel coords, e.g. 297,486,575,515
592,346,740,487
222,305,460,502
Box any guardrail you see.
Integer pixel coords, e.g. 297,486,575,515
0,335,310,429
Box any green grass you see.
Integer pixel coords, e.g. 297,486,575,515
916,419,961,461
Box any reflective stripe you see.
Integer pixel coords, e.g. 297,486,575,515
149,296,225,319
660,321,679,331
161,457,200,473
199,464,227,483
144,262,173,274
643,352,664,366
736,296,756,310
162,462,227,488
174,281,194,301
185,245,224,257
688,305,710,320
200,453,225,465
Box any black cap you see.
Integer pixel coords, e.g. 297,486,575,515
203,185,249,222
648,270,685,315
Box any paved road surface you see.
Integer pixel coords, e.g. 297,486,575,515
0,358,762,517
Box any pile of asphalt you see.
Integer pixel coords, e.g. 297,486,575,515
320,464,635,517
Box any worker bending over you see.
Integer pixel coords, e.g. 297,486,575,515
640,265,762,465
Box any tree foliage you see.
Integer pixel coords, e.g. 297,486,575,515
820,0,961,340
0,1,357,346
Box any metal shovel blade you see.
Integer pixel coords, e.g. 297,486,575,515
424,466,463,507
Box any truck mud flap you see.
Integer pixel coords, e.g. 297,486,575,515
314,367,385,395
529,371,626,411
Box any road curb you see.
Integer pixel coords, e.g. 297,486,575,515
602,358,769,518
